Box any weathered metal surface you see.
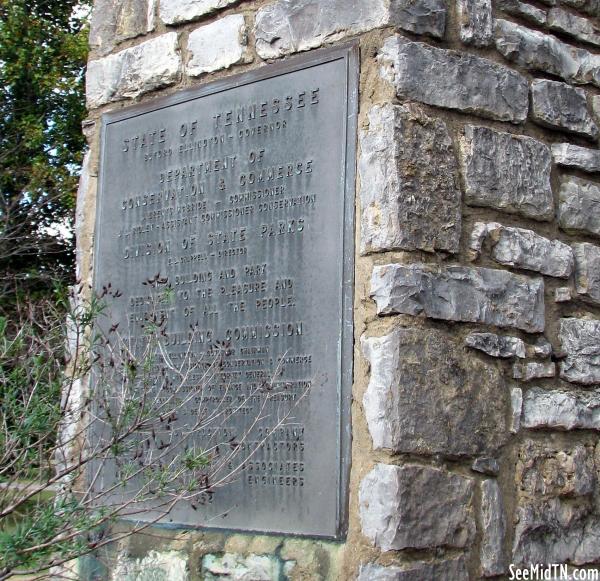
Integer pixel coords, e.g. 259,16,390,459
93,45,357,538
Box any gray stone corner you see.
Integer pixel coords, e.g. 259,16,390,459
378,34,528,123
86,32,181,109
186,13,251,77
358,102,461,256
370,262,545,333
559,317,600,385
361,326,508,457
460,126,553,221
359,463,475,552
159,0,239,26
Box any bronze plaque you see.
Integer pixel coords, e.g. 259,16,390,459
93,44,357,538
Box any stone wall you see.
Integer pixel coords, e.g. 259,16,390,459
79,0,600,578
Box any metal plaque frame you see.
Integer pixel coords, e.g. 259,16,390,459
93,42,358,539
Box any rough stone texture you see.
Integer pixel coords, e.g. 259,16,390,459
472,457,500,475
495,19,600,88
359,103,461,255
523,387,600,430
359,463,475,551
518,438,596,499
574,243,600,305
559,317,600,385
465,332,526,358
497,0,547,25
513,361,556,381
559,176,600,238
361,327,507,456
371,263,545,332
560,0,600,16
277,539,344,580
75,151,92,283
89,0,152,56
548,8,600,47
460,126,553,220
379,35,528,123
553,143,600,173
255,0,446,59
357,558,468,580
529,337,553,358
480,479,507,577
111,550,188,581
531,79,598,139
187,14,249,77
556,287,573,302
469,222,573,278
390,0,447,38
457,0,493,46
579,0,600,17
159,0,238,25
513,440,600,565
256,0,386,59
593,94,600,124
86,33,180,108
202,553,281,580
511,387,523,433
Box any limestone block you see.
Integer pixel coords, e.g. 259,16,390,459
556,287,573,302
86,33,180,108
517,439,596,499
187,14,249,76
574,243,600,305
378,35,528,123
559,317,600,385
358,103,461,255
469,222,573,277
359,463,475,551
513,361,556,381
357,558,468,581
90,0,152,55
513,440,600,565
523,387,600,430
480,479,507,577
553,143,600,173
495,19,600,88
75,151,93,283
390,0,447,39
202,553,281,580
361,327,507,456
497,0,547,25
255,0,388,59
457,0,493,46
255,0,446,59
559,176,600,238
371,263,545,332
460,126,553,220
530,337,553,358
472,457,500,475
578,0,600,16
562,0,600,16
159,0,238,25
593,95,600,124
511,387,523,433
518,439,596,495
531,79,598,139
465,332,526,358
111,550,188,581
548,8,600,47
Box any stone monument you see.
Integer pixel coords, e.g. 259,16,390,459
78,0,600,578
